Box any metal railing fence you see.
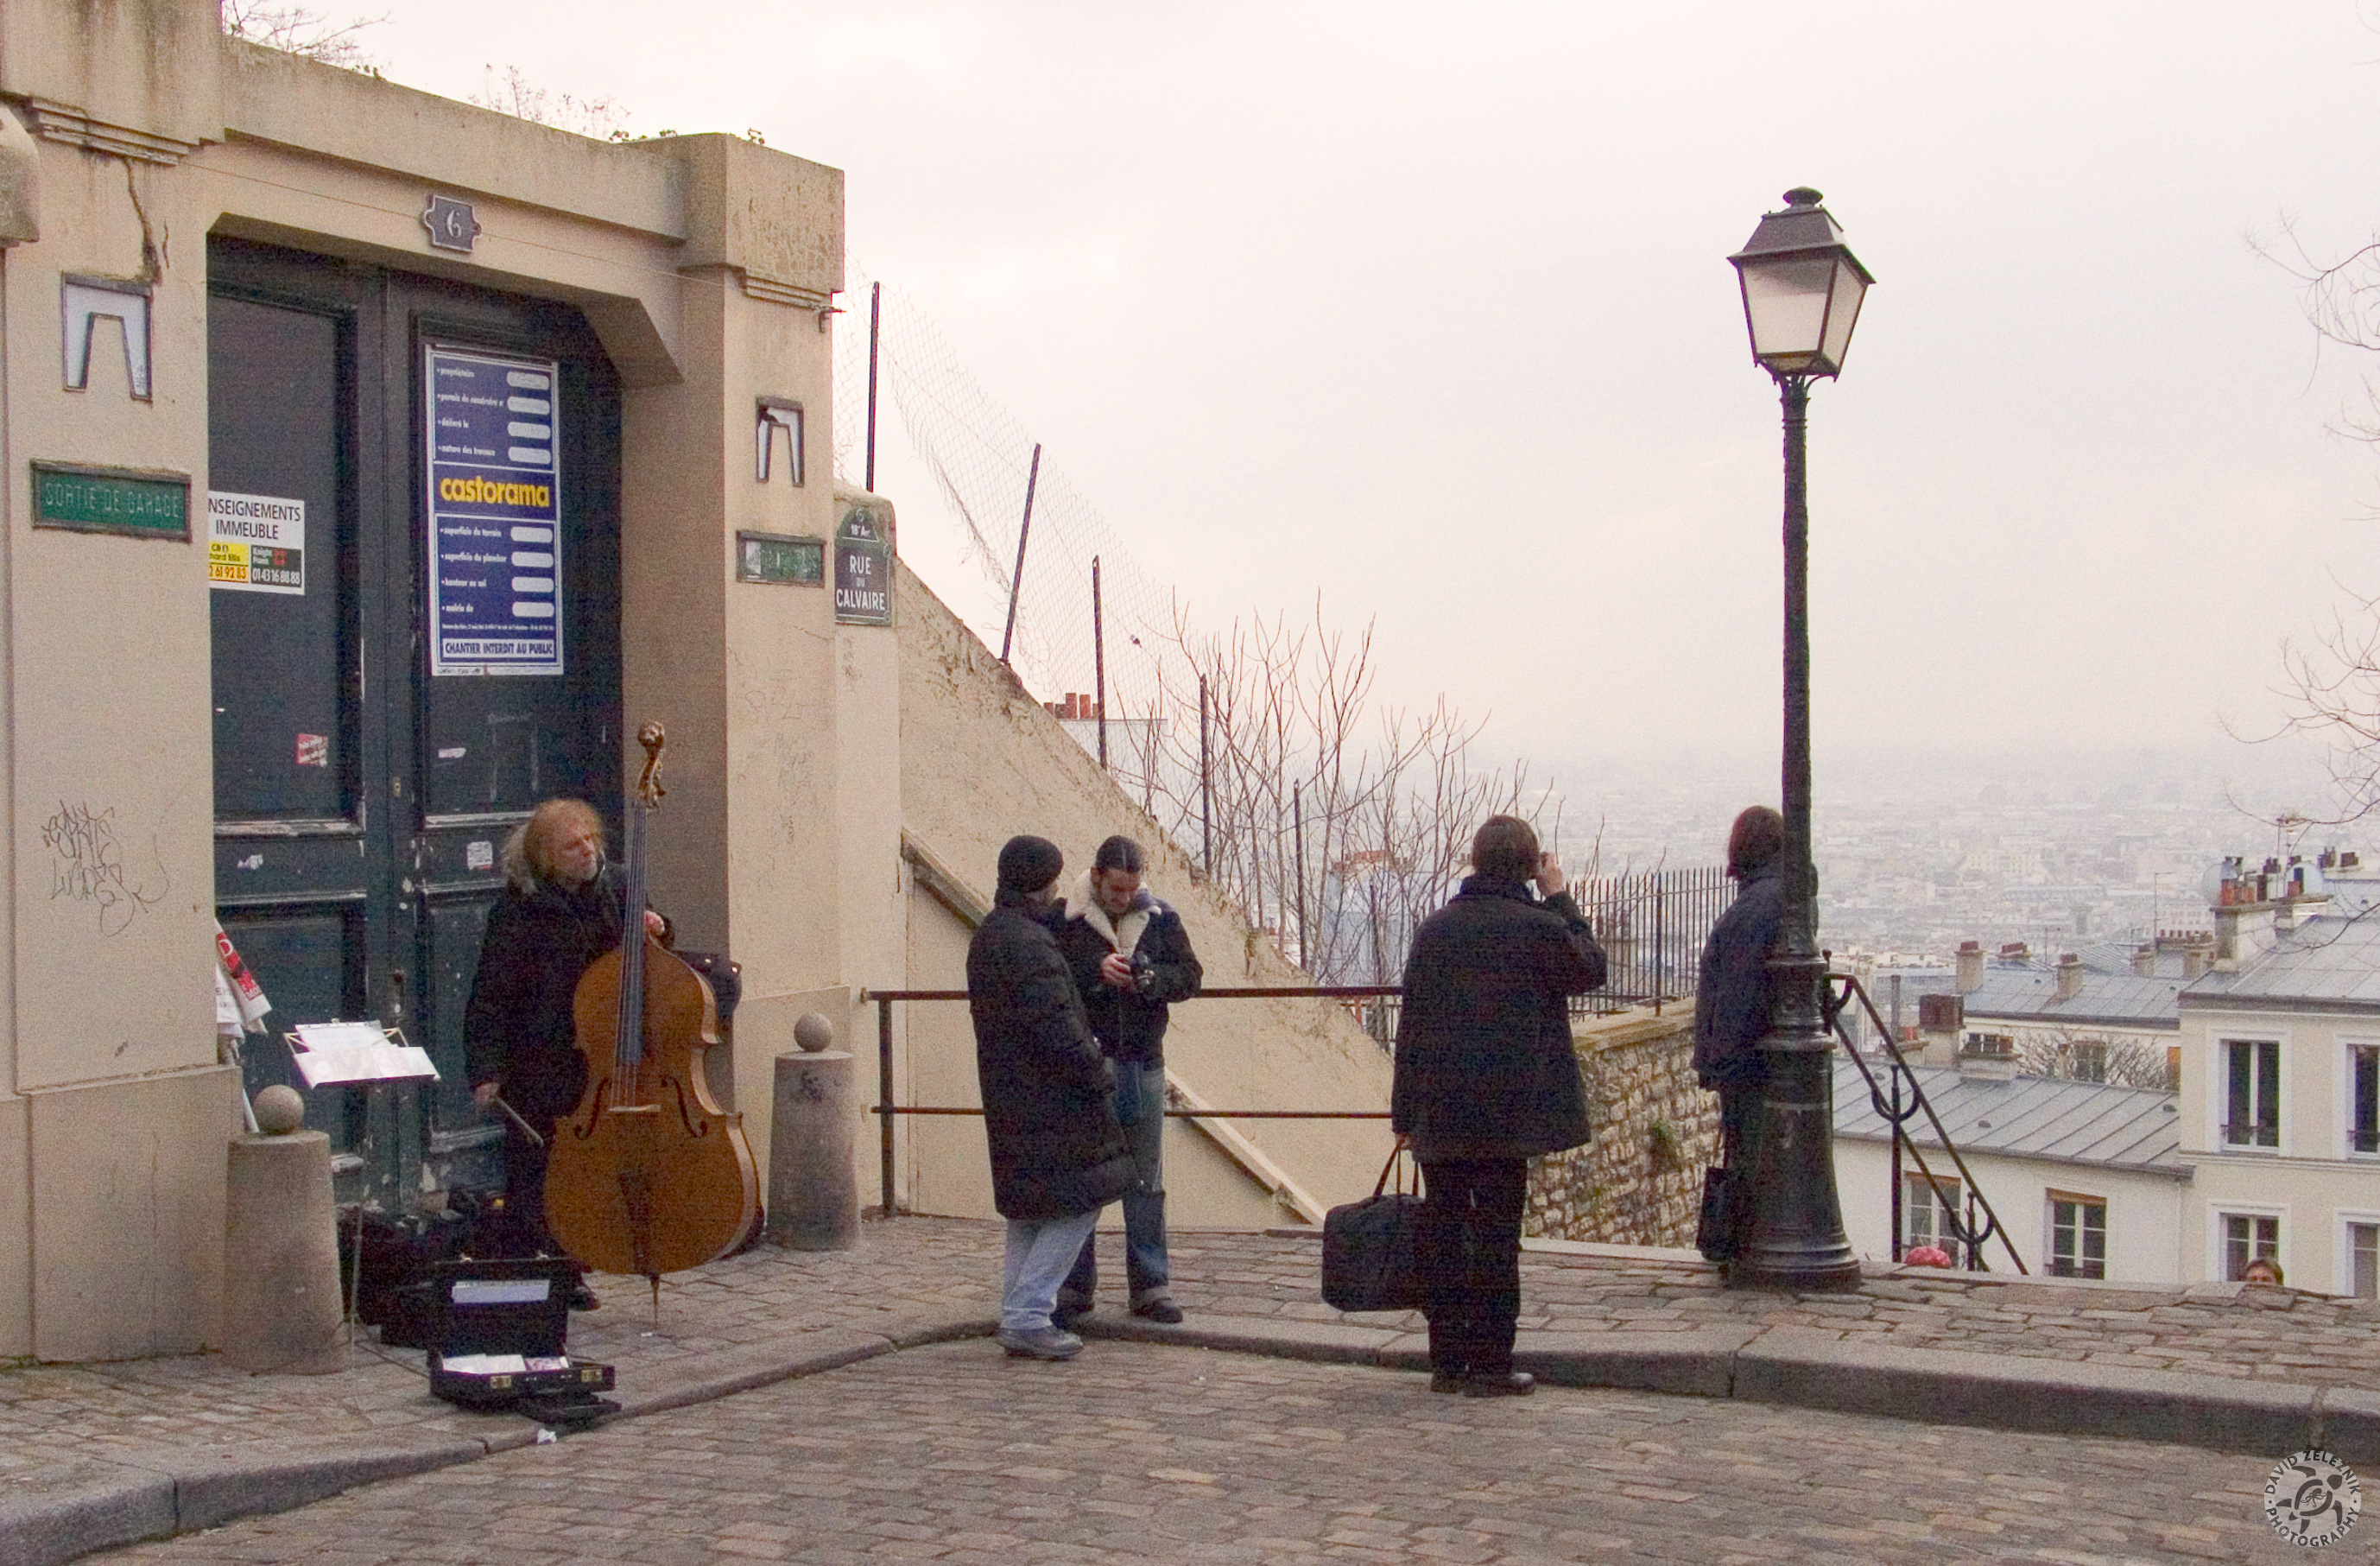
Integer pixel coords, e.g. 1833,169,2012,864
865,986,1399,1219
1829,974,2028,1275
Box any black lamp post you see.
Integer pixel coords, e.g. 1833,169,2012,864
1725,187,1871,1291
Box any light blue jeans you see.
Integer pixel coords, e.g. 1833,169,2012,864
1002,1208,1102,1333
1062,1058,1171,1307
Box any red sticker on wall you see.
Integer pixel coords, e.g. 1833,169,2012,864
295,733,329,767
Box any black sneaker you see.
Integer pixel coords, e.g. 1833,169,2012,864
1459,1371,1535,1398
567,1284,600,1312
1131,1298,1185,1325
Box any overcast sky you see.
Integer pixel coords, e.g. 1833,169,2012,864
312,1,2380,803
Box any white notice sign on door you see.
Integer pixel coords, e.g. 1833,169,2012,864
206,491,306,594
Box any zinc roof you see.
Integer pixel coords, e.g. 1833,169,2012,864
1960,967,2184,1030
2182,914,2380,1011
1832,1059,2185,1176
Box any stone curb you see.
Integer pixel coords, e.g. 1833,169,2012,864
7,1309,998,1566
1074,1312,2364,1459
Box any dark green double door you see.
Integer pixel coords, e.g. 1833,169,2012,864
208,237,622,1203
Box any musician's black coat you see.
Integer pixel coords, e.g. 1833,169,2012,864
967,888,1136,1220
464,871,627,1127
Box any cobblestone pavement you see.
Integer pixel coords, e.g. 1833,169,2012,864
3,1220,2376,1484
84,1339,2338,1565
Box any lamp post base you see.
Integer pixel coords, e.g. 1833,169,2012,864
1730,968,1862,1293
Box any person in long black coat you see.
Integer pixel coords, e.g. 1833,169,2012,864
1691,806,1787,1264
1391,815,1605,1397
464,798,665,1294
968,835,1135,1360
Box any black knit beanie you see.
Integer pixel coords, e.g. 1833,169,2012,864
997,834,1064,894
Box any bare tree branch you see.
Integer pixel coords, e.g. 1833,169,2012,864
219,1,385,70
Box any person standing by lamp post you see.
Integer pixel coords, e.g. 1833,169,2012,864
1693,806,1787,1268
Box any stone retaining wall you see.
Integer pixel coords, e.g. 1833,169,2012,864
1526,1003,1715,1246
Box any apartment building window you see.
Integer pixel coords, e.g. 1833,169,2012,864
2048,1193,2106,1279
2355,1046,2379,1155
2069,1041,2108,1084
2224,1039,2280,1148
2352,1223,2380,1299
1903,1174,1959,1253
2224,1213,2280,1280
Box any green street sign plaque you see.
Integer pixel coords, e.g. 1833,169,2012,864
32,462,190,541
737,529,824,586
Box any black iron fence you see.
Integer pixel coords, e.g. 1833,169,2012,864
1573,865,1730,1013
1341,866,1728,1047
1829,973,2027,1275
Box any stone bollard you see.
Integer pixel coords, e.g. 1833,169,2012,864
221,1092,345,1373
768,1011,858,1251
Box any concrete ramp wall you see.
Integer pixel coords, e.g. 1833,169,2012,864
891,559,1395,1225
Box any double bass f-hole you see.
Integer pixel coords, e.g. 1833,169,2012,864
542,722,762,1287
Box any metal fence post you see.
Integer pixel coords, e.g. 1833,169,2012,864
877,992,896,1220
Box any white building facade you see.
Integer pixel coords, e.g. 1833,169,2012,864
1832,1058,2187,1282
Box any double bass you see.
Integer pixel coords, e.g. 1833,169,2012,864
545,724,760,1284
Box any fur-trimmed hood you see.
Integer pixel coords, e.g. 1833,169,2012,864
1065,869,1161,956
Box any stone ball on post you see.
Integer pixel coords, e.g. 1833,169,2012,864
253,1084,307,1135
793,1012,835,1053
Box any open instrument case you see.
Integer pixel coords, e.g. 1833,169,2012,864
418,1255,617,1424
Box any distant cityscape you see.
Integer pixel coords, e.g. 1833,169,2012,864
1544,743,2351,966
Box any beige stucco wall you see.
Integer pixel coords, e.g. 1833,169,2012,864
0,0,856,1356
891,557,1397,1225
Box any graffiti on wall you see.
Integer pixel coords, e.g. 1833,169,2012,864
42,799,166,935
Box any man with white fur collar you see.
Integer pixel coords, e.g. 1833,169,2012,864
1054,834,1203,1324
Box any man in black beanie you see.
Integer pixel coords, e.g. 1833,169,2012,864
968,834,1135,1360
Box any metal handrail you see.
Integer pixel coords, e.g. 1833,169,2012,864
865,986,1415,1219
1828,974,2028,1275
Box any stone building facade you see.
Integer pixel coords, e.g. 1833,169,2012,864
1526,1004,1717,1246
0,0,1396,1362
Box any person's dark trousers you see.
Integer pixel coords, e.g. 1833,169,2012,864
1060,1060,1170,1313
1417,1157,1529,1378
497,1119,561,1258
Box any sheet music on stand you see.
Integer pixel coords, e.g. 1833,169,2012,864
284,1021,439,1353
285,1021,438,1087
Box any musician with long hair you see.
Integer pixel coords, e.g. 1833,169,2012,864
465,797,666,1303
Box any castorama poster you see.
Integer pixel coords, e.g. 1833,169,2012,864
427,345,565,676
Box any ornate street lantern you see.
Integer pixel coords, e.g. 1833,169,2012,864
1729,187,1872,380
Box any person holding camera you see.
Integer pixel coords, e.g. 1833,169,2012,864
1055,835,1204,1325
1392,815,1605,1397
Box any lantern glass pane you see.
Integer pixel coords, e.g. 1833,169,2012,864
1739,255,1834,366
1819,260,1868,374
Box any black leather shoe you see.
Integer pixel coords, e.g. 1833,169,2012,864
1460,1371,1535,1398
567,1284,600,1311
1429,1370,1465,1394
1131,1298,1185,1325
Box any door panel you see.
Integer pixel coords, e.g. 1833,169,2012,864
207,295,354,823
208,237,621,1205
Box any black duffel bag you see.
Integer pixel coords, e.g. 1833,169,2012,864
1321,1147,1427,1312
